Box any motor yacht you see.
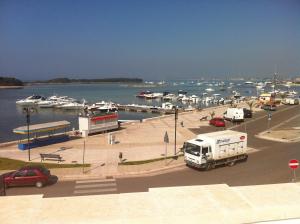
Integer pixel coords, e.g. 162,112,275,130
135,91,153,98
37,99,59,108
162,93,177,101
16,95,45,105
205,88,215,92
88,101,118,112
58,100,86,110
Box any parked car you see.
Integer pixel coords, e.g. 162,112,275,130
261,104,277,111
243,108,252,118
209,117,226,127
3,165,51,188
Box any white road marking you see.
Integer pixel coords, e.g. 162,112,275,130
74,188,117,194
74,178,117,195
75,183,116,189
76,179,115,184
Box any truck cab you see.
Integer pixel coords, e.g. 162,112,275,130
184,140,212,169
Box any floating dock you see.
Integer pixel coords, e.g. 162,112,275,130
117,104,177,114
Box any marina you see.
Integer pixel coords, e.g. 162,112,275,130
0,80,299,144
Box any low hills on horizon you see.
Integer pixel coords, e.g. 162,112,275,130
0,77,143,86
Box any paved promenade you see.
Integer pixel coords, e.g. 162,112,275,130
0,102,262,179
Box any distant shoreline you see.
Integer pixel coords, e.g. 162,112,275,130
26,77,143,85
25,82,143,86
0,85,24,89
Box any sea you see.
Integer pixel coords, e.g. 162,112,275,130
0,81,298,143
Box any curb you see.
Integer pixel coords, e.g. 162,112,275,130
54,162,186,181
255,133,300,143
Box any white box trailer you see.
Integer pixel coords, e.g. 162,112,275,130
184,130,248,170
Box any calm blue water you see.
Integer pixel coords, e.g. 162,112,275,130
0,82,298,143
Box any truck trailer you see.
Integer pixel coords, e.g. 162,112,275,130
184,130,248,170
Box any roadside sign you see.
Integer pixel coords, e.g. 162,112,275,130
268,112,272,120
289,159,299,169
164,131,169,143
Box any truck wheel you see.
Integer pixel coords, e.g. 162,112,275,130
228,161,235,167
36,181,43,188
242,155,248,162
205,162,215,171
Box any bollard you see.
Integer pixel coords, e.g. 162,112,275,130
119,152,123,163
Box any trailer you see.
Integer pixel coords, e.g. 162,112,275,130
183,130,248,170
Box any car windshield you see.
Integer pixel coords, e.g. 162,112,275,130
184,142,200,156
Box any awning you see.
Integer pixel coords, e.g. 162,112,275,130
13,120,70,135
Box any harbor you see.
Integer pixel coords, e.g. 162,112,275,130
1,80,299,143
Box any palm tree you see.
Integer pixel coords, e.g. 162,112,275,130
209,111,215,119
246,100,256,111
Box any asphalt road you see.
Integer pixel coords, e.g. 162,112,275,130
5,105,300,197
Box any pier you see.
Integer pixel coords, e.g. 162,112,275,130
117,104,179,114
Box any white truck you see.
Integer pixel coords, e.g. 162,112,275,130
282,98,299,105
183,130,248,170
223,108,244,122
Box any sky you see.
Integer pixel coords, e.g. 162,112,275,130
0,0,300,81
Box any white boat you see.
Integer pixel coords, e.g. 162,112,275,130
37,100,59,108
190,95,199,102
88,101,118,112
202,96,214,104
205,88,215,92
58,100,86,110
38,95,76,108
162,102,175,110
16,95,45,105
162,93,177,101
232,91,241,98
181,95,192,102
244,81,254,85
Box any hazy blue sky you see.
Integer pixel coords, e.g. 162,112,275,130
0,0,299,80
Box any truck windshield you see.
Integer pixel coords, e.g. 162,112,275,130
184,142,200,156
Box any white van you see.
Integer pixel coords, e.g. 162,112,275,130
223,108,244,122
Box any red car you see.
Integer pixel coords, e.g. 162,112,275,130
3,165,51,188
209,117,226,127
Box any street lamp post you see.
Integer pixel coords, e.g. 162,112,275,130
23,107,35,161
174,107,178,155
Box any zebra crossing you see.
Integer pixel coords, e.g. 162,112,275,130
73,178,117,195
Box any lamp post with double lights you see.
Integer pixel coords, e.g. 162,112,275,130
174,107,178,155
23,107,36,161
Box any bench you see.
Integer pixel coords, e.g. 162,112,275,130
40,153,62,162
